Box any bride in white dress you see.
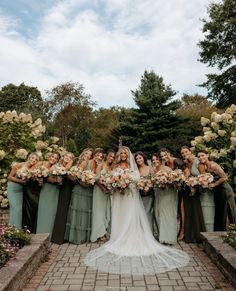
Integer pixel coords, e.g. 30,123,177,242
84,146,189,275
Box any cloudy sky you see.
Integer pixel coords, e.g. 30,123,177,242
0,0,212,108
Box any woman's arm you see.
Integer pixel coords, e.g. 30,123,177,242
7,164,26,184
209,162,227,188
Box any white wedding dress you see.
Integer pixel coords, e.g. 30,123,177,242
84,149,189,275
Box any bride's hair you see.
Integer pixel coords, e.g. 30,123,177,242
116,146,130,165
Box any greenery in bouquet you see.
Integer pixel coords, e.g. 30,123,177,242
0,224,31,268
191,104,236,191
223,224,236,250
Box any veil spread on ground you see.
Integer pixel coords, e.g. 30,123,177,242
84,147,189,275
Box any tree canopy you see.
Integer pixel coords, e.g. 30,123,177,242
198,0,236,108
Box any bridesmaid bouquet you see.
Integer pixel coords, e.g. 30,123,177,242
48,164,67,185
197,173,214,188
30,165,49,185
16,167,31,181
80,170,96,185
136,177,153,193
151,170,169,188
67,166,82,180
167,169,186,188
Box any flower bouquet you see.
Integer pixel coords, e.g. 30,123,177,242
197,173,214,188
108,168,133,194
151,170,169,188
48,164,67,185
67,166,82,180
30,165,49,186
136,177,153,193
16,166,31,181
167,169,186,188
80,170,96,185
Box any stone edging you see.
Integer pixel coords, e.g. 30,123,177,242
0,233,50,291
201,231,236,289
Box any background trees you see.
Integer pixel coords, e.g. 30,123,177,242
198,0,236,108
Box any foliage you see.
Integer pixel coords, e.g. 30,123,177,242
0,111,65,208
0,83,46,120
118,70,185,156
223,224,236,250
191,104,236,188
198,0,236,108
0,224,31,268
45,82,95,151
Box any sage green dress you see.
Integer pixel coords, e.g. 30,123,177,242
200,188,215,232
65,162,94,244
154,167,178,245
90,169,111,242
7,181,23,229
36,182,60,239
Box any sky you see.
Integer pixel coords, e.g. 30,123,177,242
0,0,212,108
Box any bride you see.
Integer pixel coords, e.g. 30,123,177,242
84,146,189,275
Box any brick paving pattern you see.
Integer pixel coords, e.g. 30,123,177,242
23,241,236,291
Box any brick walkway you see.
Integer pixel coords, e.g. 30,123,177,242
23,241,236,291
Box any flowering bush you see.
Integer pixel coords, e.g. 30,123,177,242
223,224,236,250
0,110,66,208
0,224,31,268
191,104,236,190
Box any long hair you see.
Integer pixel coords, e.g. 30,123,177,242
116,146,130,164
134,151,148,166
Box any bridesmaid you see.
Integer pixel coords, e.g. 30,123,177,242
152,154,178,245
51,152,74,244
135,151,154,231
36,152,61,239
90,149,115,242
7,153,39,229
180,146,206,243
22,153,42,233
197,150,236,230
159,148,185,240
65,148,104,244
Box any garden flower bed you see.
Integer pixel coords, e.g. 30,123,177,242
0,224,49,291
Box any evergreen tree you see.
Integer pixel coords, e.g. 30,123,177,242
119,70,183,156
198,0,236,108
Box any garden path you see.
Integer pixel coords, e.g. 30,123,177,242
23,241,235,291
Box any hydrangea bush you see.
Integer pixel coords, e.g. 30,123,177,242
0,111,66,208
191,104,236,190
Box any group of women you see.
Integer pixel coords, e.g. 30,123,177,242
7,145,236,247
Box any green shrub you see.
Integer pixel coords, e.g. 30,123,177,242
223,224,236,250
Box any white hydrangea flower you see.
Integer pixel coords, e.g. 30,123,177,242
15,148,28,159
231,130,236,137
0,112,5,118
194,136,204,143
219,149,227,157
50,136,60,144
0,150,6,160
35,140,48,150
233,160,236,168
231,137,236,147
209,150,219,160
218,130,226,137
211,122,219,131
203,127,211,132
211,112,222,123
191,140,197,146
201,117,210,126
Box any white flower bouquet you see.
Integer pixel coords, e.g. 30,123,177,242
30,165,49,185
16,166,31,180
67,166,82,179
136,177,153,193
151,170,169,188
80,170,96,185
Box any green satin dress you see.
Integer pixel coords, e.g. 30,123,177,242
36,182,60,239
7,181,23,229
90,169,111,242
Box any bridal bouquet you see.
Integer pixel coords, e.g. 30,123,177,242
197,173,214,188
151,170,169,188
136,177,153,193
49,164,67,177
16,166,31,180
30,164,49,185
67,166,82,179
80,170,96,185
103,168,133,194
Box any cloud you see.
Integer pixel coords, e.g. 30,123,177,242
0,0,212,107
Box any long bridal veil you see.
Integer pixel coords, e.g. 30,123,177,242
84,147,189,275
